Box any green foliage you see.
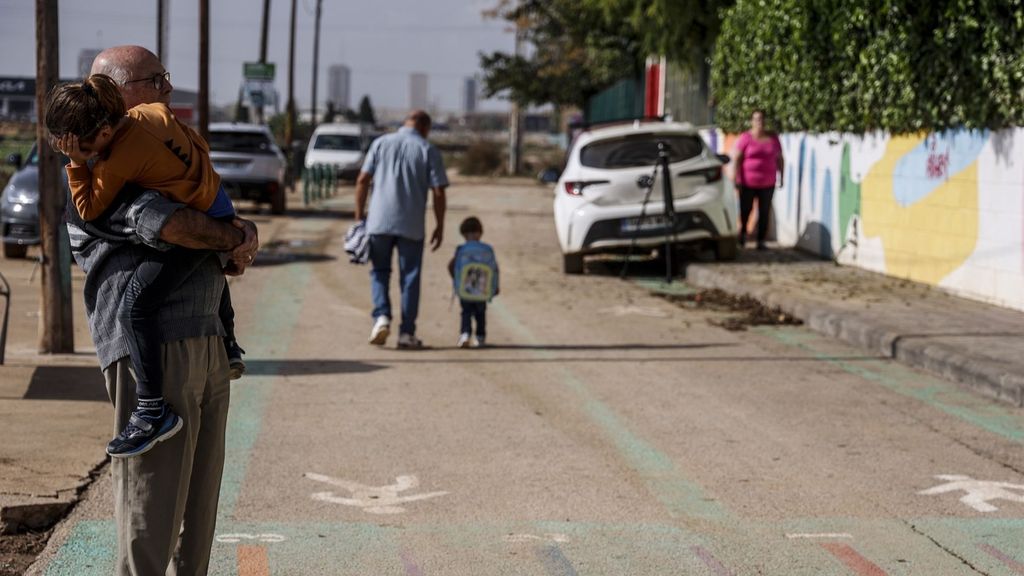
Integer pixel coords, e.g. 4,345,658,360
480,0,734,108
358,96,377,126
713,0,1024,134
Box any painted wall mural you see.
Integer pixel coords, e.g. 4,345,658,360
707,127,1024,311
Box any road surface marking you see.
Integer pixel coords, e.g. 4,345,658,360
691,545,734,576
401,550,425,576
919,475,1024,512
537,544,578,576
599,305,669,318
504,533,571,544
236,545,269,576
820,543,888,576
305,472,448,514
785,532,854,539
978,543,1024,574
216,533,287,544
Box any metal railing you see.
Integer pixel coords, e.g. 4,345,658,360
302,163,344,205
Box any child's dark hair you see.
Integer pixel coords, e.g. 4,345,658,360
44,74,126,146
459,216,483,236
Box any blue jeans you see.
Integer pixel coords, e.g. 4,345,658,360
460,301,487,338
369,234,424,336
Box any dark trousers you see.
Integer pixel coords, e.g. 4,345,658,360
119,248,235,399
738,186,775,245
460,300,487,338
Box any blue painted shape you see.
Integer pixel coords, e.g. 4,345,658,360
821,169,834,256
892,129,988,207
809,150,817,213
538,545,579,576
45,521,116,576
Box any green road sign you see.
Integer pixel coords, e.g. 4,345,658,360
244,62,276,81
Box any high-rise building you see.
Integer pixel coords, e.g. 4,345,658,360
462,77,478,114
78,48,102,79
409,73,428,111
328,65,351,111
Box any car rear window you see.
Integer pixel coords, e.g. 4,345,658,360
314,134,361,151
208,131,276,154
580,134,704,169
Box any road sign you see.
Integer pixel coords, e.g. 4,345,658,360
244,62,275,81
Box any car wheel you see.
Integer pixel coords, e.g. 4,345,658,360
715,237,738,261
2,243,28,259
270,185,287,215
563,253,584,275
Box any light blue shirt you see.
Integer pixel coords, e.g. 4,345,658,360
362,126,449,241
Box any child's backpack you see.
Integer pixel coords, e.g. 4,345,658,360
453,242,498,302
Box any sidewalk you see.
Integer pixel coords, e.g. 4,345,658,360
0,253,109,535
682,248,1024,407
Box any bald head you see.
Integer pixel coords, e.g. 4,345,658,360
405,109,432,138
91,45,172,109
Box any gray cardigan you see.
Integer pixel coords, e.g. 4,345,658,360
67,189,226,370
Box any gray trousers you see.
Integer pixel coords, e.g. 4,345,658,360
103,336,230,576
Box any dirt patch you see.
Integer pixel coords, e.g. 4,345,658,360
658,288,803,331
0,530,50,576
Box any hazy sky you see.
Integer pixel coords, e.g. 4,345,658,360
0,0,515,112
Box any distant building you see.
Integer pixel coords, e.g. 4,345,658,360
78,48,102,79
327,64,351,110
409,73,428,111
462,77,477,115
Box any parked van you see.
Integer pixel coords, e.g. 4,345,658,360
304,123,369,181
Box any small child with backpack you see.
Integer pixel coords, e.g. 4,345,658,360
448,217,499,348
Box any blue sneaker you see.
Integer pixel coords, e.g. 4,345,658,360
106,406,183,458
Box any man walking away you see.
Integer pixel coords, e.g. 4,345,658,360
354,110,448,349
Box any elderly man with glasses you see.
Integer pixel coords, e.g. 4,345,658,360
64,45,258,576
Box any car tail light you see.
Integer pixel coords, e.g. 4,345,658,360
677,166,722,184
267,181,279,194
563,180,609,196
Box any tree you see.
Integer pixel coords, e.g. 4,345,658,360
323,100,338,124
358,95,377,126
479,0,642,109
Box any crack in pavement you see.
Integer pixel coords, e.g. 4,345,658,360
906,522,992,576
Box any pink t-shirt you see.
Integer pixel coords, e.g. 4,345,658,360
735,131,782,188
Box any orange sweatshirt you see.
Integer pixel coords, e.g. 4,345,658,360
66,103,221,221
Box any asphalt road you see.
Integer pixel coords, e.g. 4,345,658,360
28,179,1024,575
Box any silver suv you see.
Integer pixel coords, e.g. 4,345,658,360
208,123,287,214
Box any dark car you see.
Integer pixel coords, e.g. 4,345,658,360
1,147,47,259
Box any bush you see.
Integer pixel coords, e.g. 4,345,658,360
712,0,1024,134
458,140,505,176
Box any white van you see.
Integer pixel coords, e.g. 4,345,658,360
304,123,368,181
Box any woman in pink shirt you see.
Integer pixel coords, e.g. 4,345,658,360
734,109,784,249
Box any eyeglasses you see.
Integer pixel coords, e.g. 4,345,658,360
125,71,171,91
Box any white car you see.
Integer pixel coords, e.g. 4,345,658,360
208,123,287,214
304,123,370,181
553,120,738,274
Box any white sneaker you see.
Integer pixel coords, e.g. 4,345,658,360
369,316,390,345
397,333,424,349
457,333,471,348
473,336,486,348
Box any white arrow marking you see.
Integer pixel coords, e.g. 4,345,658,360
919,474,1024,512
304,472,448,514
216,533,287,544
504,533,571,544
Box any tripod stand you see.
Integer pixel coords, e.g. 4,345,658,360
620,141,677,284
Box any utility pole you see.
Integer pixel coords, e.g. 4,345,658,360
284,0,297,183
508,18,525,176
198,0,210,141
310,0,323,128
35,0,74,353
255,0,271,124
156,0,168,63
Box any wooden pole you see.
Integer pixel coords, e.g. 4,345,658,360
156,0,168,63
284,0,297,183
198,0,209,140
255,0,271,124
310,0,322,128
35,0,74,354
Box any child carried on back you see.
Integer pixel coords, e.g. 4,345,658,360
46,74,247,458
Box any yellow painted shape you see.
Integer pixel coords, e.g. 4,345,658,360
861,135,979,285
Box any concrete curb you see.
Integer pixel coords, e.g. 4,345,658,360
685,264,1024,407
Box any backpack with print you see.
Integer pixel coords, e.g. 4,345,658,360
453,242,498,302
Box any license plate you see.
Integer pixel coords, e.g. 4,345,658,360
214,161,248,170
621,215,668,233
